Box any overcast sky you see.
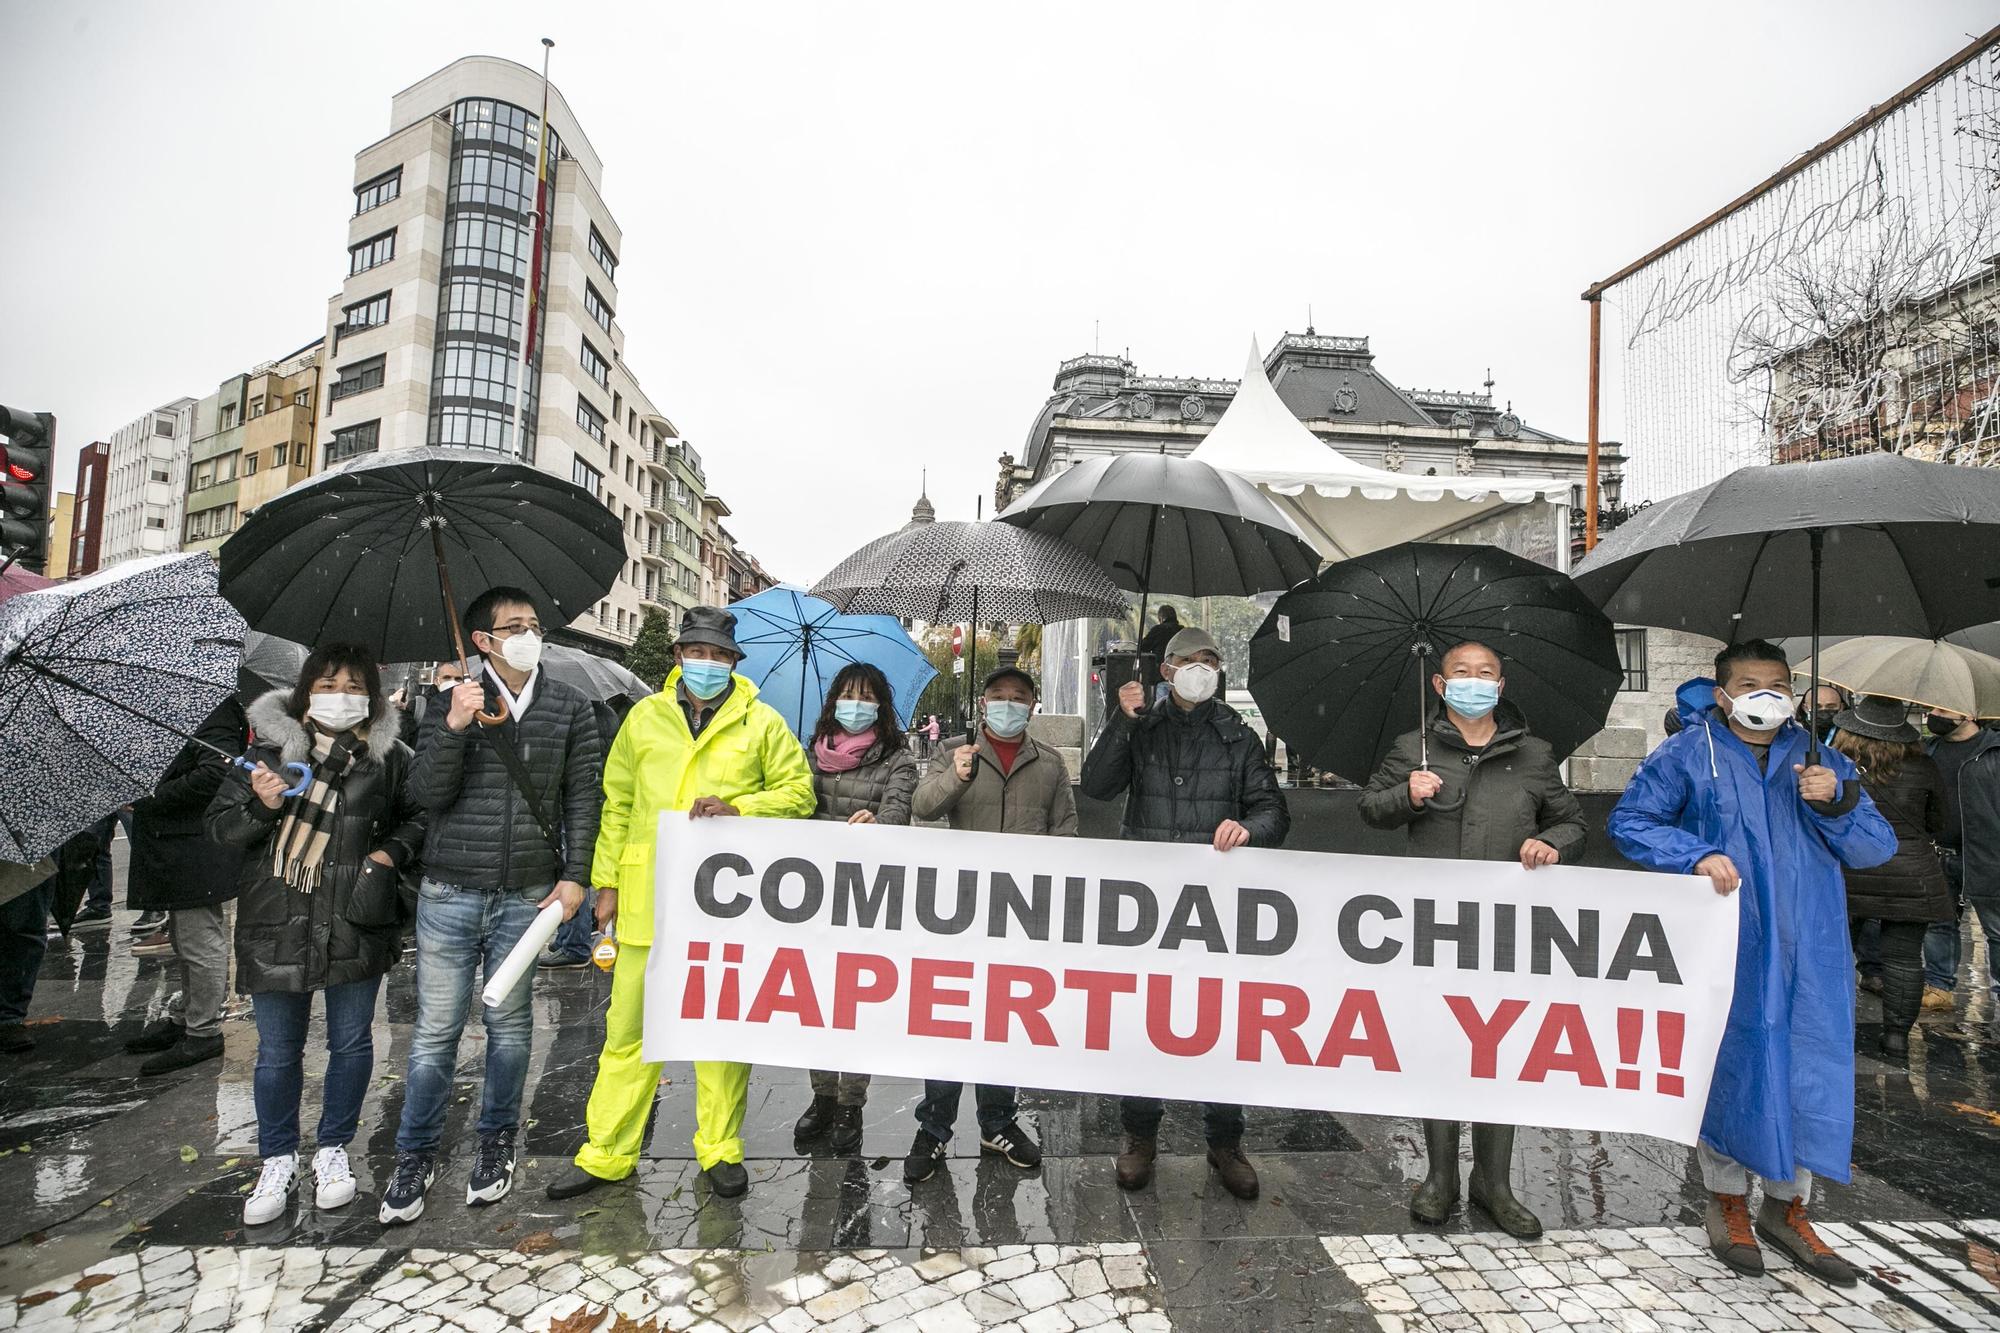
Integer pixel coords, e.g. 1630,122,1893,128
3,1,1993,582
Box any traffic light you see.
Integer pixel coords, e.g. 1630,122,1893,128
0,405,55,574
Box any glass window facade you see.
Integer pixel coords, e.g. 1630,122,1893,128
328,420,380,464
331,355,386,401
427,97,564,460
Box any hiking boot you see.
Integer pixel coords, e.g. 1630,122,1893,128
378,1151,436,1224
545,1164,617,1201
1115,1134,1157,1191
140,1032,222,1076
1923,985,1955,1012
705,1160,748,1198
1705,1192,1763,1276
794,1093,838,1141
979,1119,1042,1170
124,1018,183,1054
467,1129,516,1205
827,1105,864,1155
130,930,174,958
312,1146,356,1210
903,1129,947,1184
1206,1142,1260,1200
1411,1119,1461,1225
243,1154,297,1226
1468,1124,1542,1239
1756,1196,1857,1286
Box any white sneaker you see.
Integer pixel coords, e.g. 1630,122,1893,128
312,1145,356,1210
243,1154,297,1226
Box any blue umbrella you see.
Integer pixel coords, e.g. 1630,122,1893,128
731,585,937,739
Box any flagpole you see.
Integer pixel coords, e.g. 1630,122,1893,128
509,37,555,461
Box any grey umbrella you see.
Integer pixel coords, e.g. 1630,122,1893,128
995,452,1320,621
541,643,654,704
1574,451,2000,757
811,519,1128,698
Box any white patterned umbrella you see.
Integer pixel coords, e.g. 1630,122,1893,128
0,553,245,862
811,520,1128,626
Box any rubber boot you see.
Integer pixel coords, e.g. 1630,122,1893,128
1467,1123,1542,1238
1410,1119,1460,1225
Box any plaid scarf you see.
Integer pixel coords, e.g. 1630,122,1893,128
270,730,362,894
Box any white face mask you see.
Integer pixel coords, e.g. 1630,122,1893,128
307,693,370,732
1169,662,1219,705
1723,687,1792,734
497,630,543,673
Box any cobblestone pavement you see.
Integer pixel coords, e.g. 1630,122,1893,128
0,898,1994,1331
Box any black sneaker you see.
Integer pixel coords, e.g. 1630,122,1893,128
979,1119,1042,1170
378,1151,436,1224
467,1130,515,1205
903,1129,947,1184
70,904,113,931
129,911,167,936
537,951,590,971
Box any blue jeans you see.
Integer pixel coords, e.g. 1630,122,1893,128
1120,1096,1246,1147
395,879,545,1154
252,976,382,1158
0,880,52,1025
86,809,132,913
549,887,596,960
917,1082,1016,1143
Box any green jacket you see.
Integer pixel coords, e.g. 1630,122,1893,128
1357,703,1586,863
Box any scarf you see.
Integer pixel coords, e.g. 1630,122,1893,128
270,729,363,894
813,729,877,773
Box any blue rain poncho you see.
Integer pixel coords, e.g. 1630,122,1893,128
1609,708,1895,1184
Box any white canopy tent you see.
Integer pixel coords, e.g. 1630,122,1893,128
1188,341,1572,563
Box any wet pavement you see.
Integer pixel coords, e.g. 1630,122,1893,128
0,898,1996,1331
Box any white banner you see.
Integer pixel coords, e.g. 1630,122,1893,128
643,817,1736,1142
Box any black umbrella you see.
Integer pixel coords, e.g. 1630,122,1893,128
1573,451,2000,758
218,447,626,723
811,519,1128,696
1248,542,1622,784
995,452,1320,621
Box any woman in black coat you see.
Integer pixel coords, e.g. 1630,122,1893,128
206,644,425,1226
1831,696,1955,1058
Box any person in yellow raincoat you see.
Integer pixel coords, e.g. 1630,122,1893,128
544,606,813,1200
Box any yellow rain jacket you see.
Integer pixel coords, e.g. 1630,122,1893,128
590,669,814,946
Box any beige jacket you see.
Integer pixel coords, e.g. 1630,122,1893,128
912,732,1078,836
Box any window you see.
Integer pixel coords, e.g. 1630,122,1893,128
576,397,606,443
354,167,402,215
342,292,391,335
1616,628,1649,693
434,406,512,452
184,503,236,542
584,282,614,333
444,215,526,277
145,516,165,529
331,355,386,401
589,225,617,279
214,453,237,483
249,396,265,419
148,468,170,483
580,339,610,389
294,389,313,409
153,416,175,437
243,452,258,476
219,403,238,429
327,420,380,464
190,461,215,492
348,229,396,275
613,391,622,420
571,457,603,497
272,443,288,467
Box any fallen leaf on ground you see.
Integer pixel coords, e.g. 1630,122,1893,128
576,1208,601,1219
545,1304,605,1333
178,1146,198,1163
222,1158,240,1169
513,1230,562,1256
19,1292,56,1309
72,1274,113,1292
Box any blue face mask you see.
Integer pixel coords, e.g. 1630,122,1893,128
680,659,732,700
984,699,1032,738
1441,677,1501,719
834,700,878,733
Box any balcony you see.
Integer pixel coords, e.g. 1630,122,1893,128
642,487,668,522
641,535,668,566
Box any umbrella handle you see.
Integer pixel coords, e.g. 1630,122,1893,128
236,756,313,799
427,511,509,728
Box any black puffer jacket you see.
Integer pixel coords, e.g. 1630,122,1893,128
1843,756,1953,923
811,740,918,825
208,691,427,993
1358,701,1586,863
1080,697,1290,846
409,672,604,889
129,698,249,913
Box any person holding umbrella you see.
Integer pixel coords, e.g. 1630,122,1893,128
792,662,918,1154
380,587,604,1225
1825,697,1953,1059
1356,640,1582,1239
546,607,815,1203
1610,639,1894,1285
206,644,426,1225
1081,624,1288,1201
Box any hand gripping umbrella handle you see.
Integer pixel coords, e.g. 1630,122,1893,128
237,756,313,798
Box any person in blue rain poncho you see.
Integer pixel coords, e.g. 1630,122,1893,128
1610,640,1894,1288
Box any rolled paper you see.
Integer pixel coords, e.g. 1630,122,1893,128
482,900,564,1007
